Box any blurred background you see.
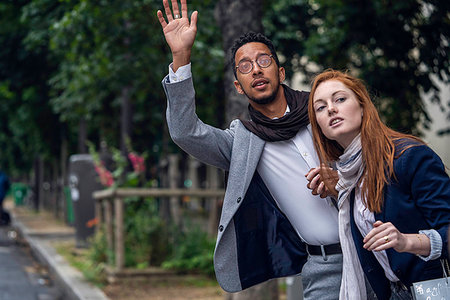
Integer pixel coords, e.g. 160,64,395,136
0,0,448,181
0,0,448,298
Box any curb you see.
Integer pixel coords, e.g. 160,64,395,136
11,213,109,300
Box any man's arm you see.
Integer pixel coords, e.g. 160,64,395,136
158,0,234,170
157,0,197,71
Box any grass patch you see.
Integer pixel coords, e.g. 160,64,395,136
53,241,107,287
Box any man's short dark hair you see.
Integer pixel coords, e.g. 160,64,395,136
230,32,280,79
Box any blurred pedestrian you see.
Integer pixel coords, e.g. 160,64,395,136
0,170,11,226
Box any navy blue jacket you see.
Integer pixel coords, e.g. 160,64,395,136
350,142,450,300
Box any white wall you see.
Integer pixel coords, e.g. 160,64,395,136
420,77,450,170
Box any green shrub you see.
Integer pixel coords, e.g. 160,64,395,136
162,225,216,276
124,196,170,268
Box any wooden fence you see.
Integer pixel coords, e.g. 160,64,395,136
93,187,225,278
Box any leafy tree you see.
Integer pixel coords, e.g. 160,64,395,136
0,0,69,177
48,0,224,157
265,0,450,135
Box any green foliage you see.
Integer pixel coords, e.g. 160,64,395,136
55,240,107,286
88,142,169,269
0,0,224,177
265,0,450,135
87,227,111,266
162,225,216,276
0,0,69,176
124,197,170,268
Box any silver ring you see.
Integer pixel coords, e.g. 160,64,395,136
174,14,180,19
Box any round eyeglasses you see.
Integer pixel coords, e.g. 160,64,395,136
236,54,274,74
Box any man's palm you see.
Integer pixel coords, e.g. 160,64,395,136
163,17,197,54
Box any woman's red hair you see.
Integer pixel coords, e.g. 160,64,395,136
308,69,422,212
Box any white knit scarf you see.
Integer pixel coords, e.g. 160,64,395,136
336,134,367,299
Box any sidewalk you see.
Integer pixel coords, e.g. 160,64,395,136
7,200,109,300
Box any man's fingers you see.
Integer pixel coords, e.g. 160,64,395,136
181,0,188,18
157,10,168,28
171,0,180,18
190,10,198,29
163,0,174,21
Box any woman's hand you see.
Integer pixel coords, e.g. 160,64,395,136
305,165,339,198
363,221,430,256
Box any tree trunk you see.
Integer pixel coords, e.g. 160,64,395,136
78,117,87,154
120,84,133,154
215,1,279,299
206,164,221,237
168,154,182,226
215,0,263,124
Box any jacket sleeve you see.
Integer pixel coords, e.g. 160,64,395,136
397,144,450,259
162,75,235,171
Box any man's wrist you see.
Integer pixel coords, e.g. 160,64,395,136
173,51,191,72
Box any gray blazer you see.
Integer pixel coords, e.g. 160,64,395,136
162,76,307,292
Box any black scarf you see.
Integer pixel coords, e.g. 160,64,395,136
241,84,310,142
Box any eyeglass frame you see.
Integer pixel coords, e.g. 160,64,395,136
235,54,274,74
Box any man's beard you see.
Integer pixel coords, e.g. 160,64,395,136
241,80,280,105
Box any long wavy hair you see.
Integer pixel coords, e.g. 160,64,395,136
308,69,423,212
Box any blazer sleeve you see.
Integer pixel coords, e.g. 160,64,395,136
162,75,234,171
397,144,450,259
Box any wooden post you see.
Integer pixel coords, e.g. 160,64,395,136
114,196,125,271
187,155,201,211
158,158,171,222
104,199,114,265
207,165,221,237
168,154,181,226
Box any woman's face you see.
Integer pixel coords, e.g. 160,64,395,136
312,80,363,149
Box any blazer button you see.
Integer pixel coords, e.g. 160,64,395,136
219,225,224,232
236,197,242,203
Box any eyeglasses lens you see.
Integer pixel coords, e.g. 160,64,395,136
238,61,252,74
237,54,272,74
257,55,272,67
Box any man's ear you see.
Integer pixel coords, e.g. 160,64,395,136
234,80,244,94
279,67,286,82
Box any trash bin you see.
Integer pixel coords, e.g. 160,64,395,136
68,154,103,248
11,183,29,206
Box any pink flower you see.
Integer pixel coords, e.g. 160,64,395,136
94,162,114,187
128,152,145,174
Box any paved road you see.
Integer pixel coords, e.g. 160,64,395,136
0,224,63,300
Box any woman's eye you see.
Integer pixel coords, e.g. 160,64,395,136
315,105,325,112
336,97,346,102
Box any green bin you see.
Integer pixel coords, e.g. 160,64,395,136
64,186,75,225
11,183,29,206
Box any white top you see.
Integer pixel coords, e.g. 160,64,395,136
257,126,339,245
353,186,400,282
169,63,340,246
353,185,442,281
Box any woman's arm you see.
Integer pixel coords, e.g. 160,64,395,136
362,221,431,256
364,144,450,259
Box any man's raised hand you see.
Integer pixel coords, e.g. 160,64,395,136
157,0,198,71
